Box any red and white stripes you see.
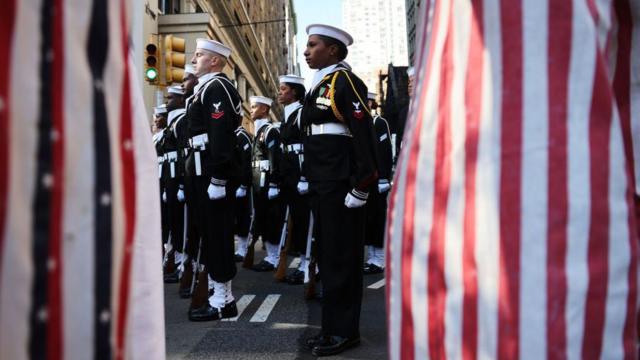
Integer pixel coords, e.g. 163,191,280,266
0,1,164,359
386,0,639,359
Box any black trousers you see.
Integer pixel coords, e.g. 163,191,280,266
183,172,201,260
165,175,185,253
160,178,169,246
309,180,365,339
252,189,285,246
364,189,388,248
234,191,252,237
186,152,237,283
282,184,310,254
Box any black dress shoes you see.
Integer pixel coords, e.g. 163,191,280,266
311,335,360,356
251,260,275,272
188,301,238,322
234,254,244,263
363,263,384,275
285,270,304,285
304,333,326,350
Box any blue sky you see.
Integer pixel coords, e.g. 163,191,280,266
293,0,342,88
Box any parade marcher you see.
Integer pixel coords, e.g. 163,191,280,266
233,120,253,262
248,95,286,272
363,92,392,275
277,74,311,285
185,38,242,321
301,24,378,356
153,105,169,248
177,65,200,298
162,86,187,283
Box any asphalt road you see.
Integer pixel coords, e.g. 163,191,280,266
164,246,387,360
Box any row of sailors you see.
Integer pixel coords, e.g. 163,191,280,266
152,23,398,357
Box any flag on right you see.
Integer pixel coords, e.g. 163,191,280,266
386,0,640,359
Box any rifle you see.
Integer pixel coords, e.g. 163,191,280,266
178,205,192,297
274,206,291,281
189,237,208,310
163,233,176,275
242,190,257,269
303,213,316,300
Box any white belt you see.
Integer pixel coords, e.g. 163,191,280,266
165,151,178,162
310,123,351,136
286,143,303,153
189,133,209,150
253,160,270,171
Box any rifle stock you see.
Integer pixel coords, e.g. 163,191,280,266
178,258,193,297
304,259,317,300
242,190,257,269
274,206,291,281
190,265,208,310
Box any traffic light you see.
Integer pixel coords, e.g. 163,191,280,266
164,35,186,83
145,42,159,83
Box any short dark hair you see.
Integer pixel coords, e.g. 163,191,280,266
317,35,348,61
287,83,306,102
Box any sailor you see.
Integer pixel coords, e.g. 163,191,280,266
248,95,286,272
153,104,169,248
277,74,310,284
233,118,253,262
185,38,242,321
301,24,378,356
363,92,392,275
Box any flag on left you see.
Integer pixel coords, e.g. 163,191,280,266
0,1,165,359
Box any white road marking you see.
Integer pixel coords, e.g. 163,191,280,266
368,278,386,289
222,295,255,322
250,294,281,322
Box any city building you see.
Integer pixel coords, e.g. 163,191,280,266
404,0,422,65
135,0,299,129
341,0,408,92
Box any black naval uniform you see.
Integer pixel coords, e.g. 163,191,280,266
251,120,285,258
163,109,187,258
153,129,170,246
279,102,310,259
184,72,241,283
301,64,378,339
234,126,253,239
364,114,392,255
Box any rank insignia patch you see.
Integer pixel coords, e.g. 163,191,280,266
211,101,225,119
352,102,364,120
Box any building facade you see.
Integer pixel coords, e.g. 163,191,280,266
137,0,299,129
341,0,408,92
404,0,422,64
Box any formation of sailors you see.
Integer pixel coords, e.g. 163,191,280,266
152,24,404,357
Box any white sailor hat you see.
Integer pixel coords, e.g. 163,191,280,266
154,104,168,116
306,24,354,47
196,38,232,58
406,66,415,77
279,74,305,86
367,92,377,100
183,64,196,77
250,96,273,107
167,86,184,95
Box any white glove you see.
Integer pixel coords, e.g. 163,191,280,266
162,190,167,203
268,184,280,200
297,178,309,195
207,182,226,200
177,185,185,202
235,185,247,198
378,180,391,193
344,189,368,208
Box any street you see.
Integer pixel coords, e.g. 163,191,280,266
164,245,388,359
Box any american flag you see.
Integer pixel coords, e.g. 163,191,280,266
0,1,165,359
387,0,639,359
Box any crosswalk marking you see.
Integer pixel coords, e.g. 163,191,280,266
288,258,301,269
250,294,281,322
368,278,385,289
222,295,255,322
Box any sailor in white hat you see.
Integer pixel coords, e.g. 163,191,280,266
181,64,198,98
363,91,392,276
185,37,242,322
275,74,311,285
245,95,286,273
302,24,378,356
